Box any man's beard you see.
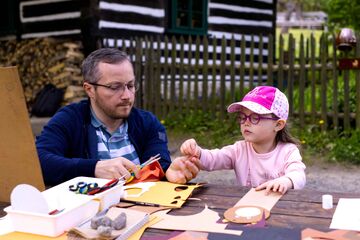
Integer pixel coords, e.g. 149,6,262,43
96,99,133,120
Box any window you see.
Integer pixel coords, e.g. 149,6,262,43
168,0,207,35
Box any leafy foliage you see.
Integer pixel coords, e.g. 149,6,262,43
165,110,360,165
325,0,360,32
277,0,360,32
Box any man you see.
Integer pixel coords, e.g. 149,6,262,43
36,48,199,186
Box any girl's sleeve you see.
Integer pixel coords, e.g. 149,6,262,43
284,148,306,189
199,142,240,171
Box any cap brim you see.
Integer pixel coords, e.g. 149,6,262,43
227,101,272,115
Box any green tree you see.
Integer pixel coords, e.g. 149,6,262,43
324,0,360,31
278,0,360,31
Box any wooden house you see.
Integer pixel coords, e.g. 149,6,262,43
1,0,277,58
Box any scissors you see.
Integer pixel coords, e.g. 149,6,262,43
123,153,161,184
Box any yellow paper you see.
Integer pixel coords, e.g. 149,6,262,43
0,232,66,240
123,181,201,208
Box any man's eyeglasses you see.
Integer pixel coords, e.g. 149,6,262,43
88,81,138,95
237,112,279,125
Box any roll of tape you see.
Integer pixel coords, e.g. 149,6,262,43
322,194,333,209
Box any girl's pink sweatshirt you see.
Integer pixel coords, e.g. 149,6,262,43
199,141,306,189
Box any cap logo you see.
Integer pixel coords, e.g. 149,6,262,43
243,87,274,110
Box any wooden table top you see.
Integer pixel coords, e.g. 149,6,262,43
1,183,359,238
141,184,360,238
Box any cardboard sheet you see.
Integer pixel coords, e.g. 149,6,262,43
150,205,242,236
69,207,149,239
234,188,282,211
0,67,45,202
123,181,201,208
301,228,360,240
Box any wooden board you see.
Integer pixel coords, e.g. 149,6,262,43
0,67,45,202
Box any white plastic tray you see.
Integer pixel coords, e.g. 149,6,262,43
5,176,124,237
4,198,99,237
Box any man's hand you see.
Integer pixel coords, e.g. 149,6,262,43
255,176,293,195
180,138,200,158
166,156,201,184
95,157,139,181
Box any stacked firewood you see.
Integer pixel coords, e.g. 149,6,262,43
0,37,87,111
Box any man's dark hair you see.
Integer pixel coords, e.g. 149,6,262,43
81,48,131,83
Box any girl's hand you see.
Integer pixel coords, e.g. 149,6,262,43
180,139,200,158
166,156,201,184
255,176,293,195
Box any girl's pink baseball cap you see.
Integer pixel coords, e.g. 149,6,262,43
227,86,289,120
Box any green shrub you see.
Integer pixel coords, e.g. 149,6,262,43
329,130,360,164
164,110,240,148
165,110,360,165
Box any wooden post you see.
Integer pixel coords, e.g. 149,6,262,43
202,36,209,112
80,0,100,56
356,33,360,129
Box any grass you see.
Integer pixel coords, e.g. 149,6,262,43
275,28,326,57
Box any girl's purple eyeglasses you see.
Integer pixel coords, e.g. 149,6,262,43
237,112,279,125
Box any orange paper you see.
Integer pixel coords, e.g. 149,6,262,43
130,161,165,184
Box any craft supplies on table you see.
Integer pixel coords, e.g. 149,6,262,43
4,176,124,237
123,154,161,184
223,188,282,224
4,199,99,237
122,181,201,208
68,207,149,240
224,205,270,224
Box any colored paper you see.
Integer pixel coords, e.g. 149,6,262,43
330,198,360,231
123,181,201,208
234,188,282,211
0,232,66,240
150,205,242,236
129,161,165,184
301,228,360,240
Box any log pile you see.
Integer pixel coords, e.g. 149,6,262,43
0,37,87,112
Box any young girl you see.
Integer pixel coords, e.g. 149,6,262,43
169,86,306,194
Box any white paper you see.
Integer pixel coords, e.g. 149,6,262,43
10,184,49,214
330,198,360,231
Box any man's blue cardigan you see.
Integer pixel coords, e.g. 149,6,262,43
36,100,171,186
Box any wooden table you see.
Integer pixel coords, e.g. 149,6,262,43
1,184,359,238
140,184,360,238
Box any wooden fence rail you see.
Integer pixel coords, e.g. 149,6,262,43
103,33,360,131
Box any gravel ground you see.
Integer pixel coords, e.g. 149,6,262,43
169,145,360,194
